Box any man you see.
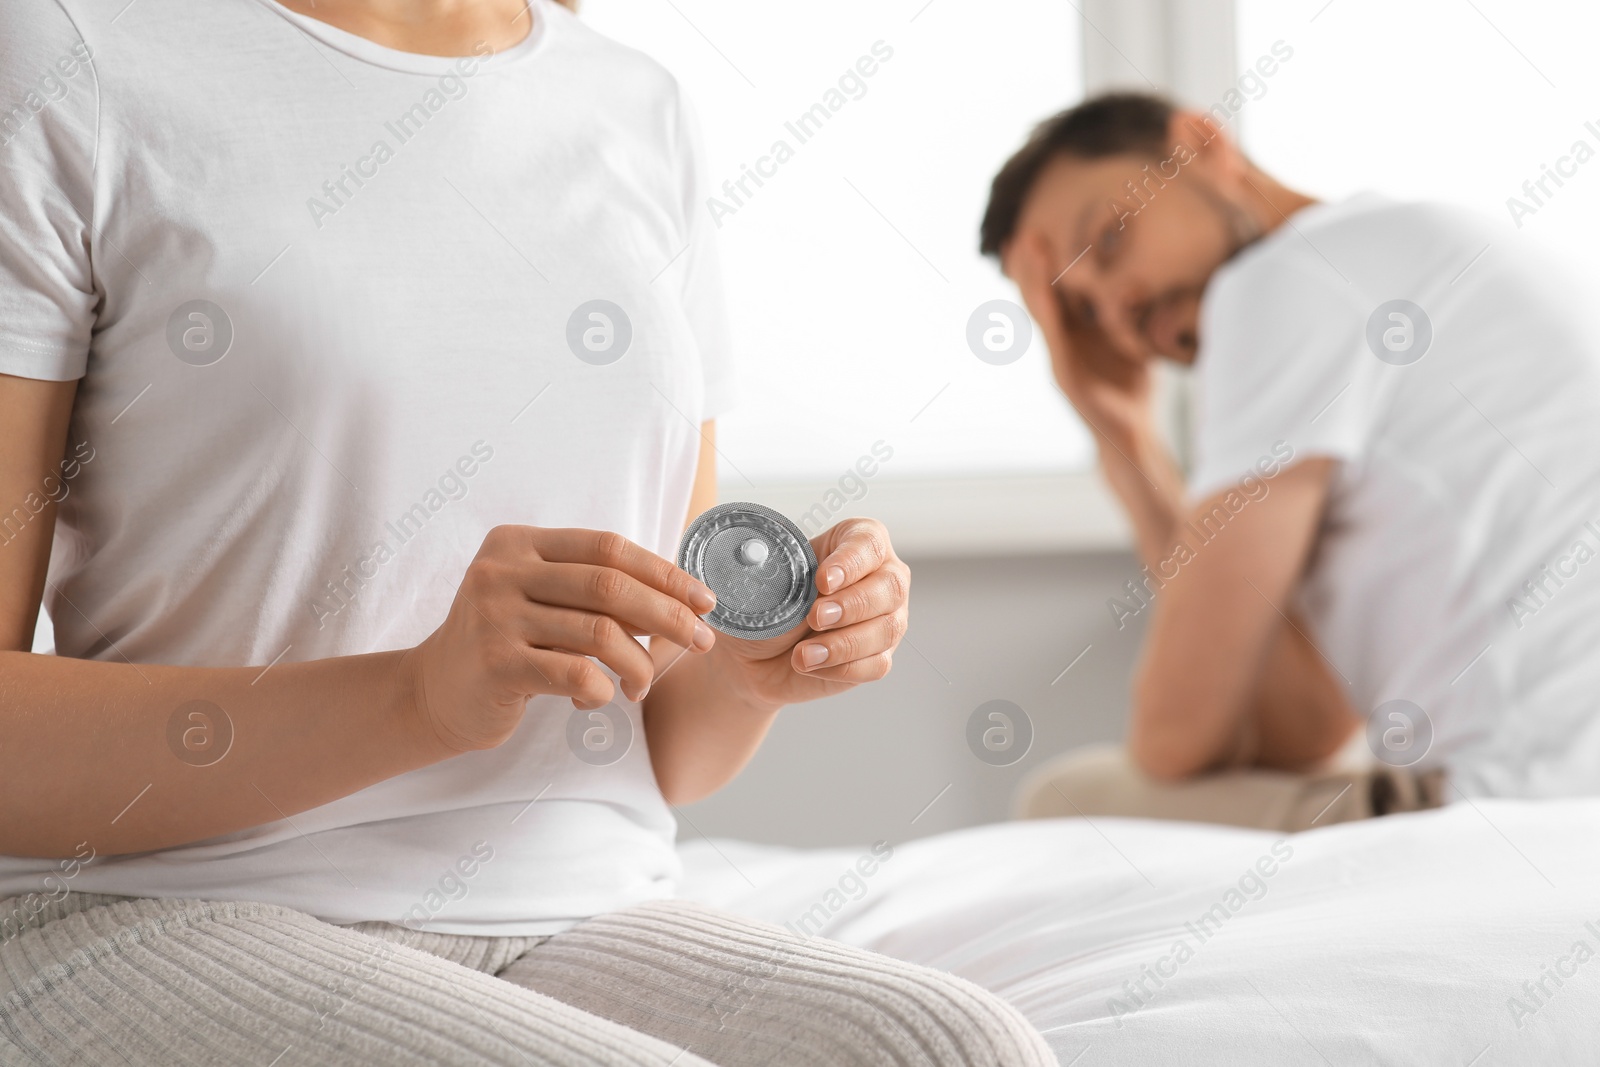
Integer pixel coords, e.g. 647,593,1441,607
986,93,1600,830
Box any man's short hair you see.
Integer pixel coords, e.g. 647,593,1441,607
979,91,1177,258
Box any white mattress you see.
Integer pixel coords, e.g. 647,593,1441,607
679,801,1600,1064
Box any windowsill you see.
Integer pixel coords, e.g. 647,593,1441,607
718,469,1132,559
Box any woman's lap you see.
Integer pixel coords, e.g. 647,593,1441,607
499,899,1053,1067
0,894,1051,1067
0,894,709,1067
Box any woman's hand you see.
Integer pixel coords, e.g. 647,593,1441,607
1005,230,1155,454
702,517,911,710
405,526,718,753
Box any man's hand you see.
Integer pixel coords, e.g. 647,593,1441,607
1005,229,1188,572
1005,231,1155,454
700,517,911,711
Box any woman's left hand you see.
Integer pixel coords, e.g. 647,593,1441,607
706,517,910,709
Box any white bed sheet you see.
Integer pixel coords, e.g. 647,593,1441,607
679,801,1600,1065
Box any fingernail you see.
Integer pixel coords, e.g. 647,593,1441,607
824,566,845,594
692,621,716,651
638,683,650,702
691,586,717,613
816,602,842,627
800,643,828,669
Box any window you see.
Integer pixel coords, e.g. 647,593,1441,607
580,1,1088,486
1235,0,1600,285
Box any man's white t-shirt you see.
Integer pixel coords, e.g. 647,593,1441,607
0,0,734,933
1191,194,1600,798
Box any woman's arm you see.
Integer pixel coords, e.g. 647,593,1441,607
644,423,911,804
0,374,75,651
642,425,782,804
1,375,718,858
0,650,447,859
0,375,451,858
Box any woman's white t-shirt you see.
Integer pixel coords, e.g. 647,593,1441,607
1191,195,1600,799
0,0,734,934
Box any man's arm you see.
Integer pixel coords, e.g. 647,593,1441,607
1005,235,1356,778
1127,457,1358,779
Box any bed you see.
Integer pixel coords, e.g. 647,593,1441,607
679,801,1600,1064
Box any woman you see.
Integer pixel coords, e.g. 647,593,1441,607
0,0,1053,1063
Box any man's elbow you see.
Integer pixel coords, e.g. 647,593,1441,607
1126,688,1232,782
1127,730,1215,782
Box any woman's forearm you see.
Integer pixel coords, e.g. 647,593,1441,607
642,640,781,806
0,649,450,858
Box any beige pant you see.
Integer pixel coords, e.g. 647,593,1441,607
0,894,1054,1067
1014,743,1446,832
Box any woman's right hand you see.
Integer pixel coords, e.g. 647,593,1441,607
404,526,719,753
1005,230,1155,454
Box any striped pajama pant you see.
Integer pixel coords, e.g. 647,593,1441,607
0,891,1053,1066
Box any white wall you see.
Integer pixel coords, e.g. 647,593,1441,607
678,549,1147,848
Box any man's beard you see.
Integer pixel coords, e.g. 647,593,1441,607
1201,180,1267,262
1144,184,1262,363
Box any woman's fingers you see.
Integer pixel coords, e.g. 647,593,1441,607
500,646,617,708
809,558,910,632
518,561,714,655
792,612,906,675
796,517,909,681
425,526,725,753
814,518,896,597
520,604,658,702
529,527,716,614
797,650,896,684
523,527,716,653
